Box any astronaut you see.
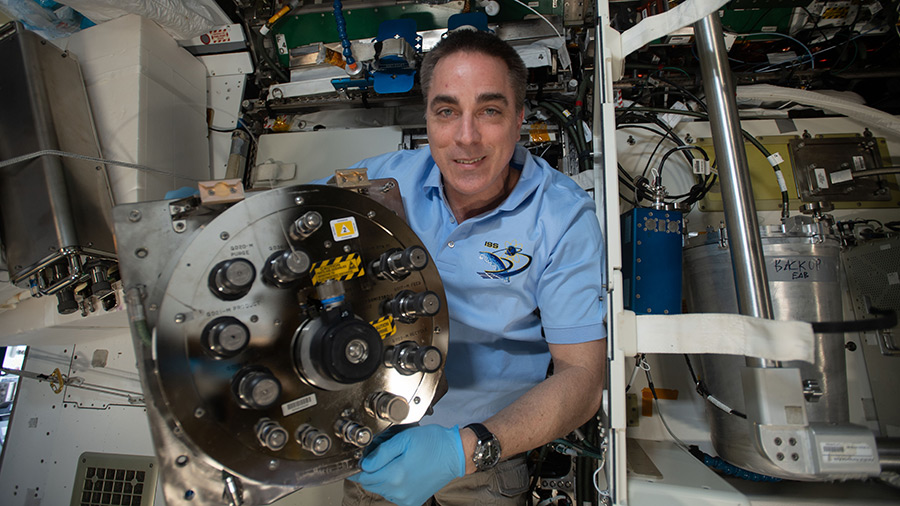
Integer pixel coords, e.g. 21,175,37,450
342,29,608,505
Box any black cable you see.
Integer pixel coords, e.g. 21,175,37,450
801,6,833,44
624,107,790,217
527,445,549,504
650,75,708,112
657,145,709,185
683,355,747,419
255,30,289,83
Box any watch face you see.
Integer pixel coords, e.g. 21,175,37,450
475,438,501,469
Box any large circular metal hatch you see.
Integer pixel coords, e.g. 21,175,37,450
150,184,448,490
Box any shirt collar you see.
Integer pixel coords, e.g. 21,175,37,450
422,145,541,215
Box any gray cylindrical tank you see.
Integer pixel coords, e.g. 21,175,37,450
683,216,846,473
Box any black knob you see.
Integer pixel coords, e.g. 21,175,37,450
203,317,250,357
317,317,384,384
370,245,429,282
234,369,281,409
382,290,441,323
208,258,256,300
89,264,113,297
56,289,78,315
263,249,311,287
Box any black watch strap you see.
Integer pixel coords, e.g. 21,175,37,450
465,422,492,442
464,422,501,471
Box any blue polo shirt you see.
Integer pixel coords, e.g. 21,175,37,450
347,145,607,428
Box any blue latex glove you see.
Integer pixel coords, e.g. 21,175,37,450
348,424,466,506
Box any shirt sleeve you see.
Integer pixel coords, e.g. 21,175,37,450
535,194,607,344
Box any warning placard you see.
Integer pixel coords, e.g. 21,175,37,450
330,217,359,241
310,253,365,285
370,315,396,340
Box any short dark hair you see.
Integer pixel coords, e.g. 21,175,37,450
420,30,528,112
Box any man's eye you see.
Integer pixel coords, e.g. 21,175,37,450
436,109,454,118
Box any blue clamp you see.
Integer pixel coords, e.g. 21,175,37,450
372,19,421,94
447,12,490,32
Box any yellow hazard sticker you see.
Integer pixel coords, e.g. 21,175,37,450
370,315,396,340
330,217,359,241
310,253,365,285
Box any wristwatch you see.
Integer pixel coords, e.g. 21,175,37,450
464,423,501,471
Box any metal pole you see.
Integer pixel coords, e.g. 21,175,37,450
693,14,775,367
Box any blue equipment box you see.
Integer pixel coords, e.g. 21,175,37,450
621,207,683,314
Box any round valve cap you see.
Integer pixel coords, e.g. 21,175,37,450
371,392,410,423
236,370,281,409
415,346,443,373
209,258,256,300
204,317,250,357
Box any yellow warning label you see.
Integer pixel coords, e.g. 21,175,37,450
370,315,396,340
330,217,359,241
310,253,365,285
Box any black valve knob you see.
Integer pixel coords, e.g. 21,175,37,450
208,258,256,300
263,249,311,287
382,290,441,323
370,245,429,282
234,368,281,410
203,317,250,358
56,288,78,315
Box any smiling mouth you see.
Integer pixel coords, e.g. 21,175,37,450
454,156,485,164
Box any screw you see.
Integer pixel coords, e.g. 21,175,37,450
220,232,230,240
129,210,142,222
295,196,305,205
367,210,376,218
324,240,333,248
413,397,421,404
175,313,186,323
135,248,148,258
268,459,279,470
343,245,352,253
250,315,259,323
774,437,783,446
194,407,205,418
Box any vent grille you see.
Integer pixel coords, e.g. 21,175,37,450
71,452,158,506
843,238,900,312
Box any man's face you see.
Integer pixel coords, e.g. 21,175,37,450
426,51,524,211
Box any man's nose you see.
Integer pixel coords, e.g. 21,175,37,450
454,113,481,145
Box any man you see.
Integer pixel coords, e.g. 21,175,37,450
343,29,607,506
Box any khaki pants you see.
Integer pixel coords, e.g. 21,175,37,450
341,455,530,506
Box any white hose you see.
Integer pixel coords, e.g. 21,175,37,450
736,84,900,140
